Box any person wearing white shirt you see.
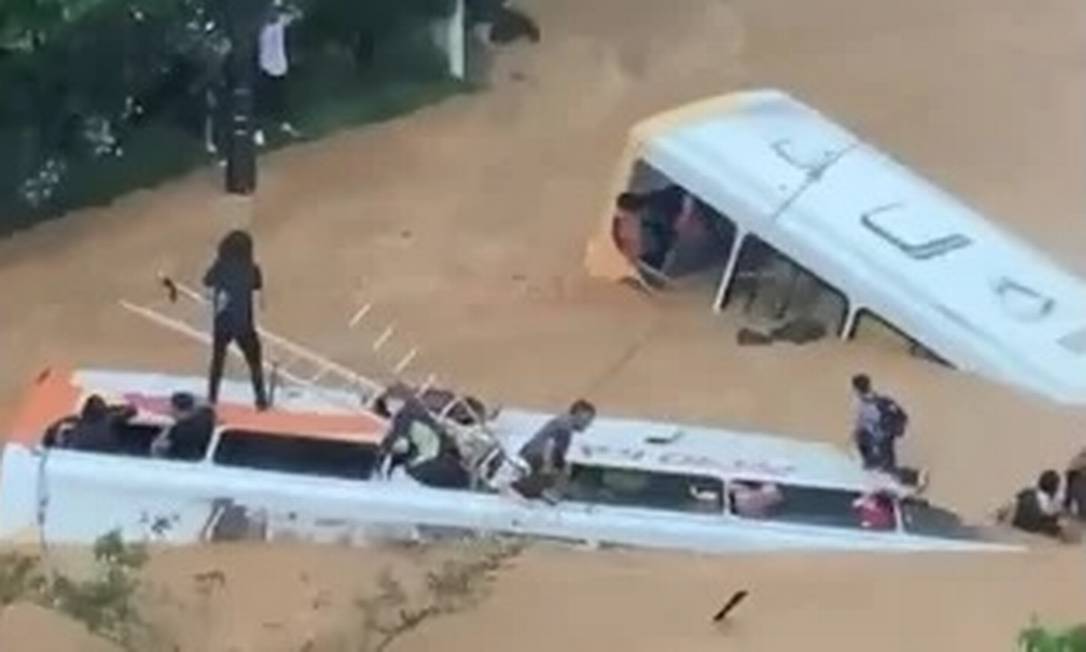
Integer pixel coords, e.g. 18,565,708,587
255,2,301,145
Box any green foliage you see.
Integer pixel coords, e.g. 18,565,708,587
0,552,47,606
1020,618,1086,652
0,530,150,649
0,0,460,235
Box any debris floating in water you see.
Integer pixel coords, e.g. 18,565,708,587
712,589,749,623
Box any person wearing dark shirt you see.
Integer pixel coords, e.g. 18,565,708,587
1008,470,1065,539
376,386,446,476
203,229,268,410
154,392,216,461
67,395,136,453
514,399,596,499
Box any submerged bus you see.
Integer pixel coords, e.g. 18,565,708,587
0,367,1016,554
585,88,1086,405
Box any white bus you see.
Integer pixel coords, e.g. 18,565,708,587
584,88,1086,405
0,367,1017,554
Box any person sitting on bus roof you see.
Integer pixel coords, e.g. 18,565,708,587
512,399,596,500
730,481,783,519
151,392,216,461
67,395,137,454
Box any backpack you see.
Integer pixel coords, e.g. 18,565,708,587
875,395,908,439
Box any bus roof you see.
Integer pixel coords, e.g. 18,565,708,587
492,409,893,493
5,367,387,446
588,88,1086,404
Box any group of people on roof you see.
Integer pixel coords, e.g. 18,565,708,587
45,391,214,462
374,386,597,502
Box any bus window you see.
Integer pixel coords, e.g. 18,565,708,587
900,498,980,540
566,464,724,515
616,161,738,284
850,310,952,368
729,235,847,334
107,423,163,458
741,484,896,532
212,431,378,481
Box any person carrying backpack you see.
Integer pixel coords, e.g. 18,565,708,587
850,374,926,490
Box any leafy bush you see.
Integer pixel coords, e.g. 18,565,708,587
0,530,151,649
1020,618,1086,652
0,0,460,235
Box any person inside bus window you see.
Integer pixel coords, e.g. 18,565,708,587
660,194,723,277
641,185,685,268
853,491,896,530
730,481,783,518
151,392,216,461
67,395,137,453
513,399,596,501
611,192,648,265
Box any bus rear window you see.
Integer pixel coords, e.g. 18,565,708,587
212,430,378,481
566,464,724,514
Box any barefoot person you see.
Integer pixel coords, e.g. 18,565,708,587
204,230,268,410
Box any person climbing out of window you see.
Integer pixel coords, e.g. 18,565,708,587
376,384,457,481
151,392,216,461
512,399,597,502
66,395,137,453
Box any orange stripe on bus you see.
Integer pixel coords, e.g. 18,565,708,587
6,367,82,445
215,405,387,443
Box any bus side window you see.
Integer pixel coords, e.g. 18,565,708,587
729,235,847,334
567,464,724,514
212,431,378,481
746,484,895,532
849,310,952,368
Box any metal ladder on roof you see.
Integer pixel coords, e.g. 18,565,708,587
118,275,507,479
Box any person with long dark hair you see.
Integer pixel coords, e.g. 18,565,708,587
203,229,268,410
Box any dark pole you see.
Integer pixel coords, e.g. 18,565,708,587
224,0,266,195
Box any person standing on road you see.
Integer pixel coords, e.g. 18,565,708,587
255,1,302,146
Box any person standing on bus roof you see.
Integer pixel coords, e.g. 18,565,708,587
850,374,907,469
513,399,596,500
850,374,928,491
203,230,268,410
